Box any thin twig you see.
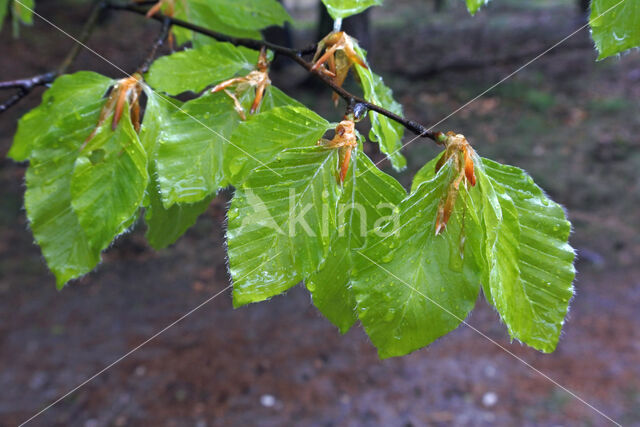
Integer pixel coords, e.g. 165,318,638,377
0,88,28,113
138,16,171,74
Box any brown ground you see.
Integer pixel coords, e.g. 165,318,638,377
1,0,639,426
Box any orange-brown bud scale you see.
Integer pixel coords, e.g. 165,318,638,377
312,32,368,105
434,132,477,235
213,47,271,120
83,75,143,149
318,119,358,184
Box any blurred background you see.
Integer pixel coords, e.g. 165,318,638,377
1,0,639,425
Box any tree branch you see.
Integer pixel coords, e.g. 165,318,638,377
107,2,443,144
1,0,444,145
137,16,171,74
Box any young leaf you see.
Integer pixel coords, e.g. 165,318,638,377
481,159,575,352
70,108,149,252
307,150,406,333
353,46,407,171
465,0,490,15
227,147,342,307
145,176,214,250
171,0,277,45
352,161,481,358
207,0,291,31
225,104,329,184
13,72,115,287
590,0,640,60
154,92,243,206
412,154,576,353
9,72,114,162
321,0,382,20
139,87,180,155
154,88,306,207
146,42,258,96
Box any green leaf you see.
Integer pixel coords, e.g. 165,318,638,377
145,176,214,250
207,0,291,31
225,103,329,184
321,0,382,19
481,159,575,352
307,150,406,333
138,87,180,155
171,0,272,45
412,151,575,352
227,146,342,307
354,46,407,171
70,108,149,252
17,72,114,287
465,0,490,15
352,161,481,358
146,41,258,96
154,92,243,206
590,0,640,60
9,72,113,162
410,153,441,193
155,88,307,207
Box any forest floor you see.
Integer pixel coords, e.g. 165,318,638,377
1,0,639,425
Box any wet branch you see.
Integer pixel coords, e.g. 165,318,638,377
0,0,444,144
107,2,444,144
138,16,171,74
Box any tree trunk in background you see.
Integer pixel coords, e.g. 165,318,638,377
316,3,371,51
579,0,590,13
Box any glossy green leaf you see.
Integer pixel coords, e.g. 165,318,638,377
154,92,243,206
145,176,214,250
16,72,114,288
70,108,149,252
412,153,576,353
139,87,180,155
481,159,575,352
207,0,291,31
155,88,307,207
227,146,342,307
225,103,329,184
307,150,406,333
321,0,382,19
146,42,258,96
352,161,481,358
354,46,407,171
171,0,274,45
465,0,490,15
9,72,113,162
590,0,640,60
